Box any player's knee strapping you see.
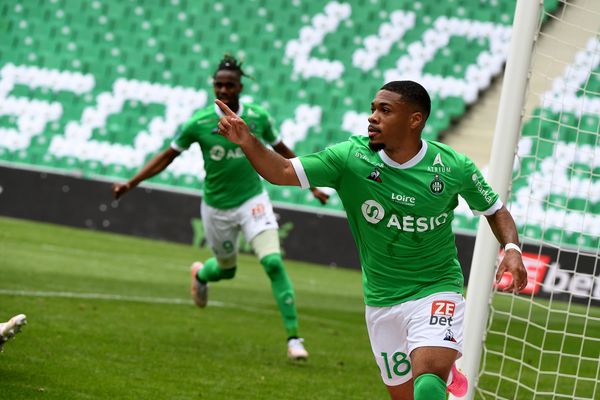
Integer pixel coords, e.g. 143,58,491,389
413,373,446,400
198,257,237,282
250,229,281,260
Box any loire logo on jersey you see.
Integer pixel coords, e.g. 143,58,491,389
471,173,494,204
430,300,455,326
361,200,385,224
210,145,245,161
391,193,416,206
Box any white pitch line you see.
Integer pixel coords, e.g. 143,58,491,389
0,288,224,307
0,289,351,326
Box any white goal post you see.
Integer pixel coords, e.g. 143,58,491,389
454,1,542,399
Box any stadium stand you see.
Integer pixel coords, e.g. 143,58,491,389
0,0,569,226
454,36,600,251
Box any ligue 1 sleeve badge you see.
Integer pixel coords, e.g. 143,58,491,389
430,174,444,194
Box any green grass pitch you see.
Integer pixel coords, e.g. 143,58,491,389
1,217,598,399
0,216,382,399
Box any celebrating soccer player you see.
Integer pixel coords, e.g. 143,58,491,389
215,80,527,399
112,55,329,360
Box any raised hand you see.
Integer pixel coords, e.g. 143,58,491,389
215,99,252,146
112,182,131,199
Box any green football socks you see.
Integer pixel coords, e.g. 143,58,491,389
197,254,299,338
260,253,299,338
413,373,446,400
198,257,236,282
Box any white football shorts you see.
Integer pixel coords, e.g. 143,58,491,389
201,191,279,258
365,291,464,386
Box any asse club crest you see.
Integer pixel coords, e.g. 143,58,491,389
430,174,444,194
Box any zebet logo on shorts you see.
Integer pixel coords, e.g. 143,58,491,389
430,300,455,326
360,200,448,232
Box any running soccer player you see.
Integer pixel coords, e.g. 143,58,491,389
112,55,329,360
0,314,27,352
215,80,527,399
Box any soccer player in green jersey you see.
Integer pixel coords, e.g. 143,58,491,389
112,55,329,360
215,80,528,399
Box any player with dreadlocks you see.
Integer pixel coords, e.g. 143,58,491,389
113,55,329,360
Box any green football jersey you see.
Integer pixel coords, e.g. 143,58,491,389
292,136,502,307
171,103,280,209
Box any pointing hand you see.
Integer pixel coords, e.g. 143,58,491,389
215,99,252,146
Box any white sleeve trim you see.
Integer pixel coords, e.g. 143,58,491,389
269,137,282,146
290,157,310,189
472,198,503,216
170,141,185,153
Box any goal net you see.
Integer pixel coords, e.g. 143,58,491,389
476,1,600,399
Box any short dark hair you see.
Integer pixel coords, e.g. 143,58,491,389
380,81,431,120
213,54,251,79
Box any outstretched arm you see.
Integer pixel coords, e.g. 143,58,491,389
216,99,300,186
271,141,329,204
485,205,528,292
112,147,180,199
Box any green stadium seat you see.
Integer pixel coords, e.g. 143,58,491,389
177,174,200,190
519,222,542,239
521,117,541,137
576,234,599,250
557,113,578,143
570,162,593,181
443,97,466,118
577,115,599,145
453,214,479,231
36,153,58,169
469,7,494,22
532,139,555,158
593,167,600,183
268,185,301,204
104,164,132,180
83,160,104,177
546,193,568,208
56,156,81,171
543,228,564,243
566,198,589,212
543,0,561,13
560,231,581,246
